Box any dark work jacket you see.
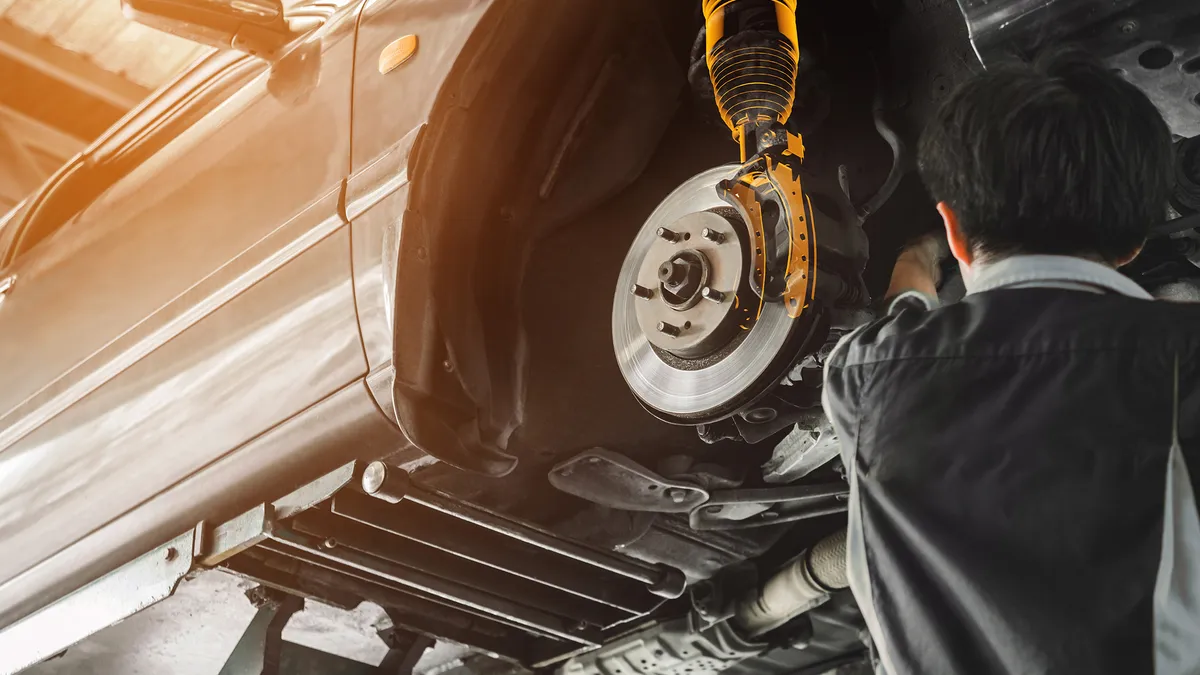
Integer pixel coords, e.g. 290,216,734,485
823,270,1200,675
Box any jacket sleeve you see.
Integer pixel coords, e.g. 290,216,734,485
822,292,932,462
822,329,867,467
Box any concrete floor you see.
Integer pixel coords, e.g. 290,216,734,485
24,569,469,675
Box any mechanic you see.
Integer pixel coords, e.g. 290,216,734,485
822,47,1200,675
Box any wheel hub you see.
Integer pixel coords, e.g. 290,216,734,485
657,250,707,310
631,211,744,358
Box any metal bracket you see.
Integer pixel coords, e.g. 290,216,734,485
689,484,847,531
219,587,306,675
0,463,358,674
377,614,434,675
218,586,388,675
198,462,356,566
0,530,195,674
547,449,848,531
549,449,709,513
762,420,842,484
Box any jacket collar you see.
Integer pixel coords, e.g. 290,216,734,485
965,254,1152,300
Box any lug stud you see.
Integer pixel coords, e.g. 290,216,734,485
701,287,725,303
701,228,725,243
657,321,682,337
631,283,654,299
656,227,682,243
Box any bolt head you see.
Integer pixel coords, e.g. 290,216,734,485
246,586,274,608
322,537,338,550
380,631,403,649
668,488,688,504
362,461,388,494
658,260,689,286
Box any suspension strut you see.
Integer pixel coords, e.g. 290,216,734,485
704,0,801,160
702,0,818,319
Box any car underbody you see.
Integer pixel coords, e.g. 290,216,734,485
9,0,1200,672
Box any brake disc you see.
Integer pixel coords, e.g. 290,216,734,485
613,165,815,422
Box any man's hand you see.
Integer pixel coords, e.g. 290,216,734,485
885,233,949,301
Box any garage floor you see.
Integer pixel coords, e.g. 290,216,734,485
23,569,472,675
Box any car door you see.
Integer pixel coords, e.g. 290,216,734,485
0,3,363,615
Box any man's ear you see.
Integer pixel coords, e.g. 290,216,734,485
938,202,973,268
1115,242,1144,268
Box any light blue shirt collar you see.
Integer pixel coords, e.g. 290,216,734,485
964,254,1152,300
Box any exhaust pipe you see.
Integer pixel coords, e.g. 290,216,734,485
733,529,848,637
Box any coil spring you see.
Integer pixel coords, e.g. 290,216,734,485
703,0,800,137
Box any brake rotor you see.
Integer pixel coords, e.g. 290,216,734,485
613,165,816,423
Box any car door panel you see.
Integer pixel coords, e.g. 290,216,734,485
0,221,364,595
0,6,363,598
0,185,354,450
0,52,350,424
351,0,491,174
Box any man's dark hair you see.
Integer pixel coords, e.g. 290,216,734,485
917,47,1174,263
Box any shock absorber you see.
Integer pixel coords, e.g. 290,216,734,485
703,0,800,161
